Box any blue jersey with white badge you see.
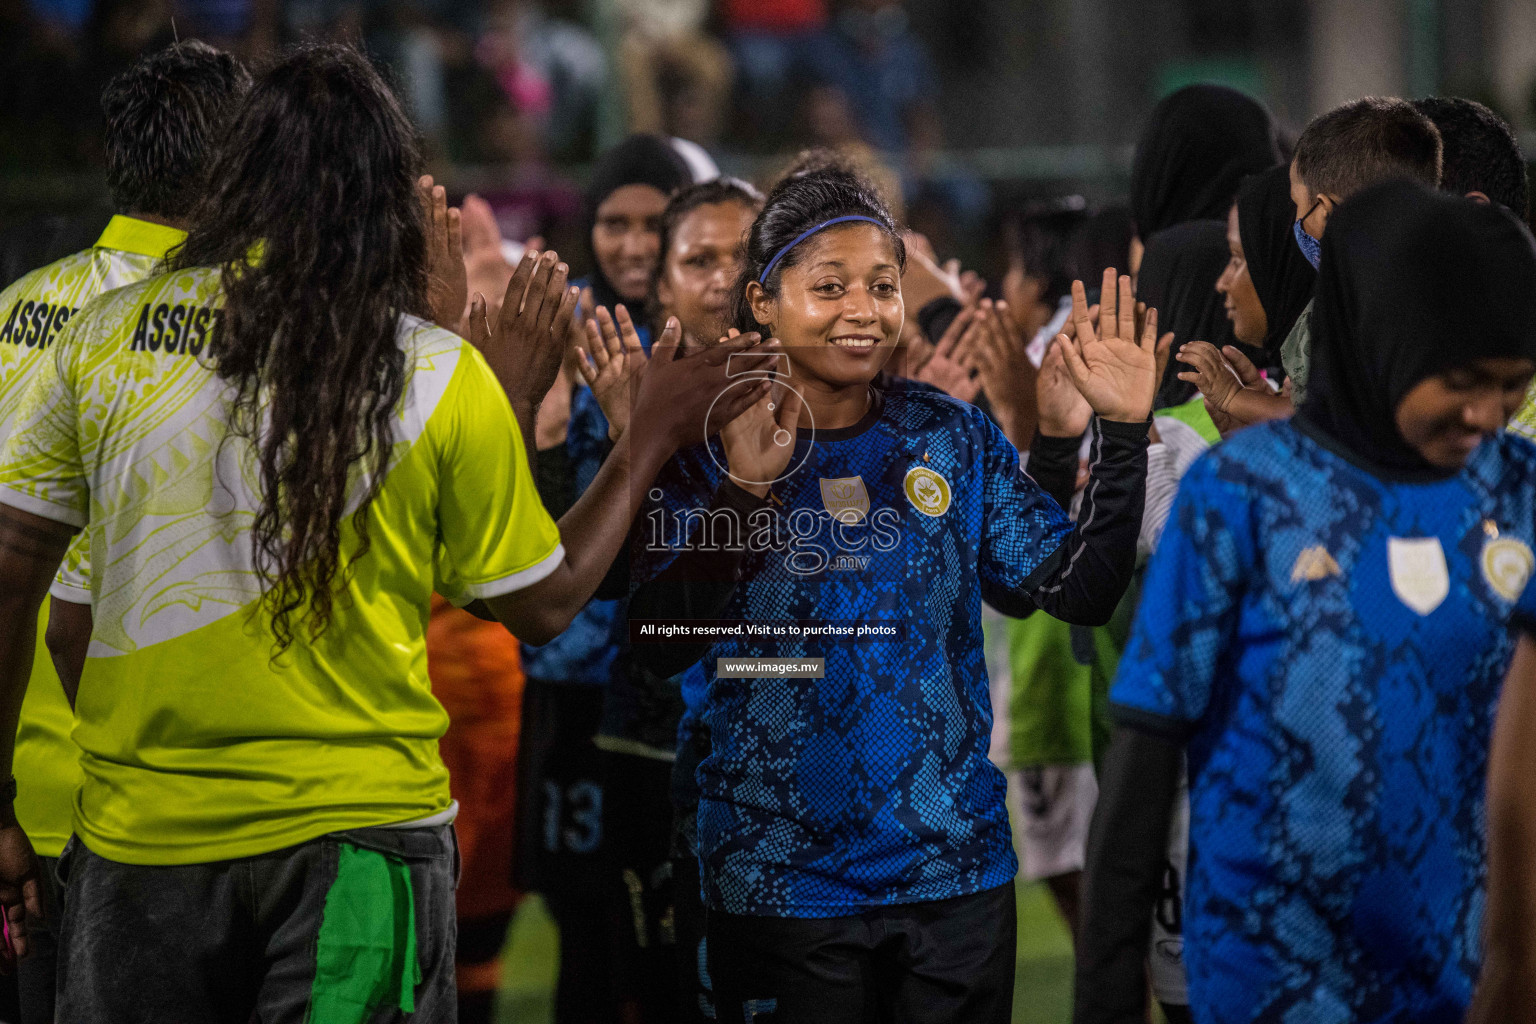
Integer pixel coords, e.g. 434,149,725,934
1111,421,1536,1024
635,387,1073,916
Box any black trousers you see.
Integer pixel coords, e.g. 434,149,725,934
708,881,1016,1024
515,680,616,1023
56,825,458,1023
601,749,683,1022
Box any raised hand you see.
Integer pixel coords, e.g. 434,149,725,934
461,194,515,324
476,250,578,413
915,307,982,402
1037,337,1093,438
627,324,782,457
1053,269,1157,423
577,304,650,441
1175,340,1244,413
972,298,1039,446
721,378,805,496
420,175,467,335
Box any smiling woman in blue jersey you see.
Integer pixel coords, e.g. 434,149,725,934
628,166,1157,1022
1077,179,1536,1024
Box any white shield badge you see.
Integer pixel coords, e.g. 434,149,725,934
1388,536,1450,616
819,476,870,523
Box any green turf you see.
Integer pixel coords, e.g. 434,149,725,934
497,880,1077,1024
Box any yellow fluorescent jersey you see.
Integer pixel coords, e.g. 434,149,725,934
0,214,186,858
1510,381,1536,442
0,265,563,866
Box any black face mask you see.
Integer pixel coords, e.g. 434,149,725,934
1295,180,1536,479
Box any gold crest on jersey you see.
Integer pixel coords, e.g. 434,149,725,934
1388,536,1449,616
1481,536,1534,602
819,476,870,523
1290,545,1341,584
903,466,951,517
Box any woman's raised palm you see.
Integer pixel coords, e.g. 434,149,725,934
1054,269,1157,423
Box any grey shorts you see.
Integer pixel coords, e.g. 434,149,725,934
56,823,459,1023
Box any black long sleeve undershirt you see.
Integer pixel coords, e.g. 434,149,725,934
1073,717,1187,1024
1026,428,1087,514
983,417,1148,626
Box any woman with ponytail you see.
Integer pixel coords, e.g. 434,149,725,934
629,166,1156,1021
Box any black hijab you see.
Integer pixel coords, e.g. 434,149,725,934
1236,164,1316,360
1296,180,1536,478
583,134,692,313
1137,220,1241,407
1130,84,1282,239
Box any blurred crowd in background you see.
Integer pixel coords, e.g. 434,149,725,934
4,0,1536,288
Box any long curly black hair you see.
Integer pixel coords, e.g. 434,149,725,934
176,44,426,650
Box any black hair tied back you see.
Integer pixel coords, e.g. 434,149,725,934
730,168,906,334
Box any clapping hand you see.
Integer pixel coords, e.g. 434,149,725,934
971,298,1039,446
1175,341,1247,413
627,324,783,458
420,176,467,335
915,307,983,402
1037,337,1093,438
461,194,515,325
469,250,579,413
1052,269,1157,423
576,304,649,441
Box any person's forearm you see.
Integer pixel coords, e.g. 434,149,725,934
0,507,74,810
1138,442,1178,559
1073,723,1184,1024
555,431,665,585
1027,429,1083,512
992,389,1040,455
0,600,36,818
630,481,767,676
1020,418,1148,625
44,596,91,706
1470,634,1536,1024
1222,389,1292,431
510,396,538,477
486,429,671,643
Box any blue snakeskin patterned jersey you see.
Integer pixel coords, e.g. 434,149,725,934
634,386,1074,916
1111,421,1536,1024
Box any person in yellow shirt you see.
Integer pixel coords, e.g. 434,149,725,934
0,40,248,1024
0,44,778,1021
